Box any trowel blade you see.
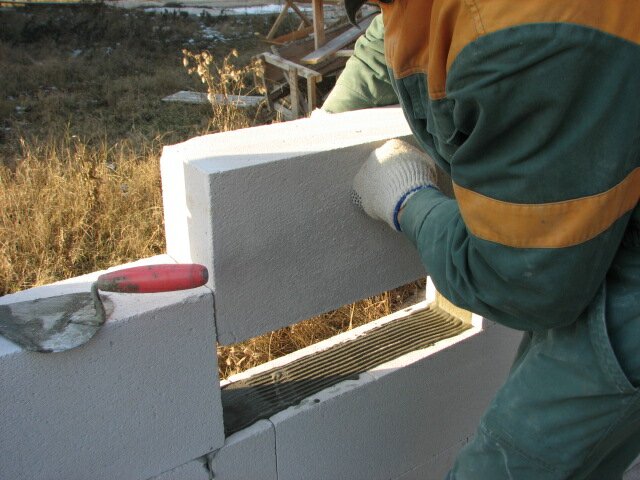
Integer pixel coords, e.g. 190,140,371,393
0,293,113,353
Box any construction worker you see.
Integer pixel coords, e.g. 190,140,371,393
322,2,640,478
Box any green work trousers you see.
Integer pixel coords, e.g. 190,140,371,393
447,284,640,479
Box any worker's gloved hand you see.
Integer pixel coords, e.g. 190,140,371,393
352,139,436,231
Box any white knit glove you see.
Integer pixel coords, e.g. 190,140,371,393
352,139,436,231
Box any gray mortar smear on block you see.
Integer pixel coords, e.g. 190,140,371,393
0,292,114,352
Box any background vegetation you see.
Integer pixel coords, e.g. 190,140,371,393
0,4,423,378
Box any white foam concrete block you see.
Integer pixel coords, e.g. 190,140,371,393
395,440,467,480
208,420,277,480
626,462,640,480
152,459,210,480
0,255,224,480
161,107,426,344
270,322,522,480
151,420,277,480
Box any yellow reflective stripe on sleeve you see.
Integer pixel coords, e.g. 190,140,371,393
453,167,640,248
381,0,640,100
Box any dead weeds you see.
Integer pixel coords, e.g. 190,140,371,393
0,132,165,293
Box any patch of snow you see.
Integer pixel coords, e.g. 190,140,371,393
227,4,289,14
201,26,227,41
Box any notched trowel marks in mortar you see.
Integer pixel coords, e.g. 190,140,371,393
221,305,471,435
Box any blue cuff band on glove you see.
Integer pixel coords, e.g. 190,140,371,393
393,185,435,232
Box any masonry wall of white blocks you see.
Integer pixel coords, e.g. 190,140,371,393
1,107,531,480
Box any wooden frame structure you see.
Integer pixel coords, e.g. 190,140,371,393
265,0,343,49
258,3,377,119
257,52,322,119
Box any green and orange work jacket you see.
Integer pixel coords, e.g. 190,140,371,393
325,0,640,369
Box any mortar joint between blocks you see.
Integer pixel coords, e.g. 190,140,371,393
268,418,279,480
205,449,220,480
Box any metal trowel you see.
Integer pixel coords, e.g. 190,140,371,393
0,264,208,353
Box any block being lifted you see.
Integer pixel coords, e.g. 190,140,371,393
161,107,427,345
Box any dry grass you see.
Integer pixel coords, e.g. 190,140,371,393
0,4,424,379
0,132,165,294
217,281,426,379
182,48,267,132
1,4,261,294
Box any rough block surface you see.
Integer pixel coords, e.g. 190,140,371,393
270,322,522,480
209,420,277,480
395,440,467,480
161,107,427,344
626,458,640,480
0,256,224,480
152,459,210,480
150,420,278,480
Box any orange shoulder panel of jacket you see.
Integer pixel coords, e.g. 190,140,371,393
380,0,640,99
453,167,640,249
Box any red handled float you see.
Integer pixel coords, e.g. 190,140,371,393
95,264,209,293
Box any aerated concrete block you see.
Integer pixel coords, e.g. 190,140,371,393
270,322,522,480
152,459,210,480
161,107,426,345
626,462,640,480
395,440,467,480
151,420,277,480
208,420,277,480
0,255,224,480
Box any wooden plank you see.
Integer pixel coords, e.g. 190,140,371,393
263,25,314,45
260,52,321,80
266,0,292,40
301,14,374,65
266,22,351,66
288,66,300,118
259,50,322,115
290,1,312,26
306,77,318,113
312,0,325,49
258,23,350,86
162,91,264,108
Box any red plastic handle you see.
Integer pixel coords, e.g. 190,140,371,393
95,264,208,293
